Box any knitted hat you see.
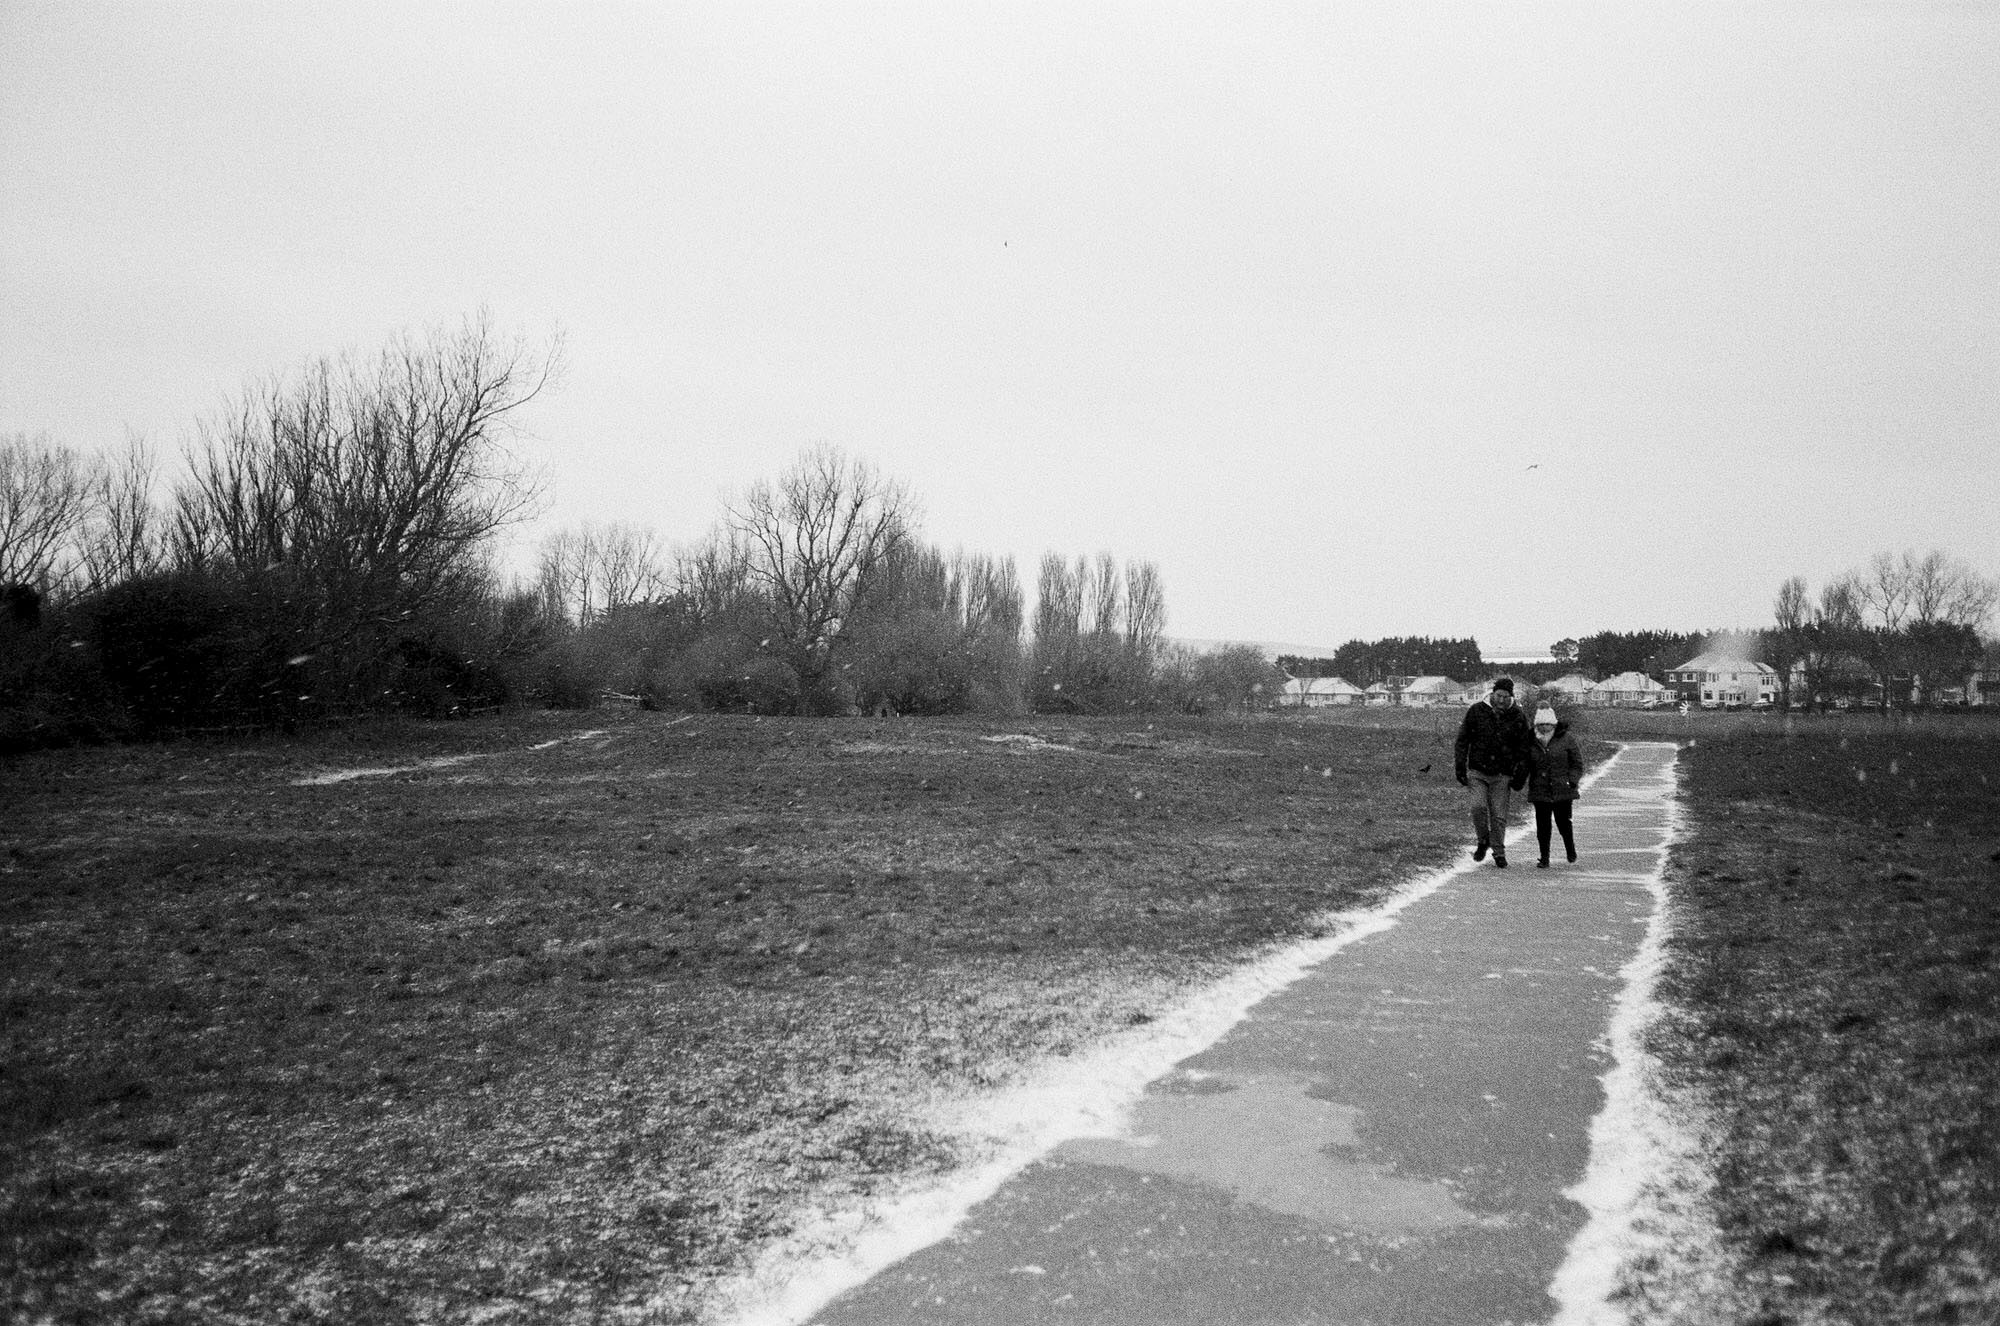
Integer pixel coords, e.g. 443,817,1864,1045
1492,677,1514,693
1533,706,1558,726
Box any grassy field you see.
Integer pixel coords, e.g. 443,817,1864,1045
1634,718,2000,1324
8,704,1993,1324
3,708,1481,1324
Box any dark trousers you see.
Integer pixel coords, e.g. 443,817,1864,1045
1533,800,1576,861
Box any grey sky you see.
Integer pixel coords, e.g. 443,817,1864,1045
4,2,1995,653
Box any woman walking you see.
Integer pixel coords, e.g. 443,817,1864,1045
1526,706,1584,868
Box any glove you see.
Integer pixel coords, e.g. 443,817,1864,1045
1509,776,1527,792
1456,772,1469,787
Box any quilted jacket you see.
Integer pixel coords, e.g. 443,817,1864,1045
1525,722,1585,802
1454,699,1533,781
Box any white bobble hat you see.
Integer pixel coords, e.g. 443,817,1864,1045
1533,707,1558,726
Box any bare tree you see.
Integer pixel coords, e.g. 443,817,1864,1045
1030,552,1084,708
0,432,92,595
1085,551,1122,642
953,550,1022,651
1906,550,1997,633
595,522,669,615
950,549,1024,707
1854,551,1916,634
1768,575,1810,708
78,435,167,592
537,527,590,624
1124,559,1166,668
1839,549,1998,708
537,521,669,625
1796,577,1866,708
173,314,556,663
1032,553,1083,652
1903,550,1997,703
726,445,913,709
671,527,758,629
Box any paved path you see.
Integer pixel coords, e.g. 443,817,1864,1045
802,741,1680,1325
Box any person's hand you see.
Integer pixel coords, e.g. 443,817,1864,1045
1456,772,1469,787
1509,776,1526,792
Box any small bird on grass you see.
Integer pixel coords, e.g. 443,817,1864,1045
1418,763,1431,773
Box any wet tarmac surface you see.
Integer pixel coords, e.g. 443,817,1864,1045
807,742,1679,1325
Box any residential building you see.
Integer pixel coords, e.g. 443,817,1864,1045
1276,676,1366,708
1364,677,1409,706
1667,652,1777,707
1542,673,1597,704
1399,676,1464,708
1588,671,1676,708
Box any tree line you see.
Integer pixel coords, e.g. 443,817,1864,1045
1764,553,1997,710
1279,637,1484,687
2,319,1282,748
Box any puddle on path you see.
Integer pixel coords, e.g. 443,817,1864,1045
1059,1069,1474,1233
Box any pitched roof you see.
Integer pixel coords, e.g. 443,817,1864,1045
1281,676,1365,695
1672,652,1775,674
1597,670,1671,691
1544,673,1597,692
1401,675,1462,695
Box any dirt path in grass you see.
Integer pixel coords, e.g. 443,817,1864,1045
715,741,1688,1326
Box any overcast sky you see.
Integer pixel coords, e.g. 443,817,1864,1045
4,2,1995,654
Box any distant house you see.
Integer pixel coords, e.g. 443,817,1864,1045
1542,673,1597,704
1364,677,1408,707
1277,676,1366,708
1399,676,1464,708
1588,671,1676,708
1667,652,1777,707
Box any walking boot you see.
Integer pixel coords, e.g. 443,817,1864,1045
1472,842,1488,861
1537,857,1549,868
1566,845,1578,863
1493,849,1508,868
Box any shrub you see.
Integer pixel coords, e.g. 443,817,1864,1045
86,571,264,733
526,633,608,710
0,610,123,750
739,656,802,716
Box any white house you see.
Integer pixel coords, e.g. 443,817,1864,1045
1542,673,1597,702
1667,652,1778,707
1364,678,1405,706
1399,676,1464,708
1277,676,1366,708
1588,670,1676,708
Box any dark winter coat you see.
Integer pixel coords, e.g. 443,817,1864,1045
1454,699,1533,782
1526,722,1585,802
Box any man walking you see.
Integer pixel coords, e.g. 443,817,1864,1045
1454,677,1533,867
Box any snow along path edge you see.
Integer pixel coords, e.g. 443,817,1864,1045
1546,743,1745,1324
699,745,1636,1326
